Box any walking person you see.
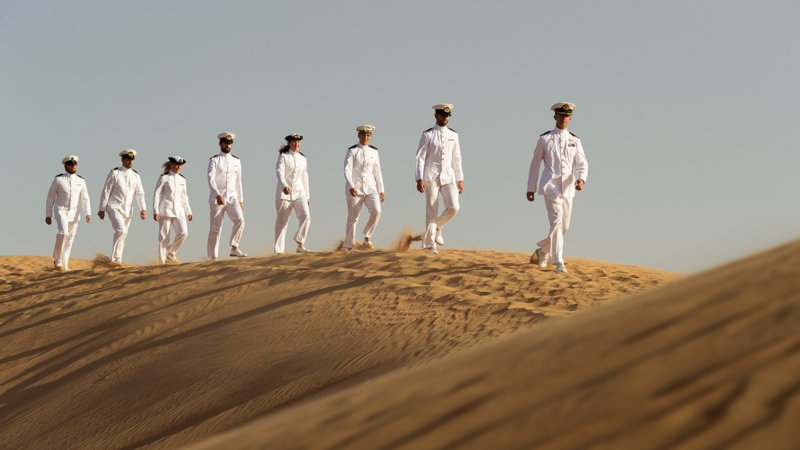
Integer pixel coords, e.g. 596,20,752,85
45,155,91,271
207,132,247,260
97,149,146,264
274,134,311,254
153,156,193,264
527,102,589,274
415,103,464,254
343,124,384,250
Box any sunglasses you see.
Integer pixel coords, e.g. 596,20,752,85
65,161,77,166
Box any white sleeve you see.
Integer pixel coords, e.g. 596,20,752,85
98,171,114,212
182,179,192,216
414,133,428,181
45,177,58,217
343,148,355,191
374,152,384,193
452,133,464,182
574,140,588,182
237,160,244,203
80,180,91,217
134,173,146,211
276,154,289,189
527,138,545,193
153,176,164,215
207,157,221,198
303,158,310,200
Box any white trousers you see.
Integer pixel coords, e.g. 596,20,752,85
158,216,188,264
53,214,79,270
537,194,573,265
207,202,245,258
423,179,460,248
274,198,310,253
344,190,381,249
108,210,132,262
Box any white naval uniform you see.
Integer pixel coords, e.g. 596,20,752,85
153,171,192,264
415,125,464,248
527,128,589,265
98,167,146,262
207,152,245,258
343,143,384,249
45,172,91,270
274,150,311,253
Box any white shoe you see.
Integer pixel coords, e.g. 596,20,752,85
532,248,549,269
429,245,439,254
435,228,444,246
555,263,568,273
54,262,64,272
210,257,218,261
230,247,248,257
296,243,311,253
363,238,375,249
167,253,180,263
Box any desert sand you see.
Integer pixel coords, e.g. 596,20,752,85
0,248,675,449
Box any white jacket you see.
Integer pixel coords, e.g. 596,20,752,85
153,172,192,218
98,167,146,216
344,144,384,195
527,129,589,198
415,125,463,185
207,153,243,204
275,150,310,201
46,173,91,221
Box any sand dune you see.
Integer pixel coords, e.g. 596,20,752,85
187,240,800,450
0,249,673,449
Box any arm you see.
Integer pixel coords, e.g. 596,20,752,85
237,160,244,204
276,154,289,190
527,138,545,193
452,133,464,182
414,133,428,182
207,157,222,199
80,180,91,220
183,180,192,217
98,171,114,212
374,151,384,194
574,140,589,185
303,158,310,201
45,177,58,218
343,148,355,191
134,174,147,215
153,176,164,217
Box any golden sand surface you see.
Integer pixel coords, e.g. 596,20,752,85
0,249,676,449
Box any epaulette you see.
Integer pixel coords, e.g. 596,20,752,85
56,173,65,177
179,173,186,178
540,130,552,136
77,174,85,179
132,169,139,174
231,154,240,159
112,167,118,171
299,152,307,157
423,127,433,133
368,144,378,150
447,127,457,133
569,131,580,139
210,155,216,160
348,144,358,149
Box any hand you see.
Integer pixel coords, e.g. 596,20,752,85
379,192,385,203
98,211,105,220
216,195,225,205
283,187,292,195
307,199,311,206
526,192,535,202
153,214,159,221
188,214,193,221
140,210,147,220
416,180,426,193
349,188,358,197
575,179,585,191
240,202,244,210
45,217,52,225
457,180,464,194
85,215,91,223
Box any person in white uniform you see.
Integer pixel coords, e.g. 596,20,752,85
98,149,147,264
45,155,91,271
274,133,311,254
415,103,464,254
527,102,589,274
153,156,193,264
343,124,385,250
207,132,247,260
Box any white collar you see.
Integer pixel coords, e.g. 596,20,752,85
554,127,569,135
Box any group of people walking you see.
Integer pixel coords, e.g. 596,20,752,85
45,102,588,273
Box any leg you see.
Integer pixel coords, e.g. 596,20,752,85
61,218,79,271
53,213,69,268
344,191,364,249
168,216,189,258
293,198,311,245
274,200,293,253
362,192,382,240
207,204,226,258
537,195,566,265
109,210,131,262
423,179,441,248
157,217,173,264
226,200,245,250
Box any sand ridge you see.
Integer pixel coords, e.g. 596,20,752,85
0,249,674,449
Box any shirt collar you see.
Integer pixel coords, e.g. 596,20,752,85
554,127,569,135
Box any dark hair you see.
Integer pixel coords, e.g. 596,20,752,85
278,144,290,153
162,161,172,175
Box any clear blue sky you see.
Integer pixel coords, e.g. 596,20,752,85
2,0,799,272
